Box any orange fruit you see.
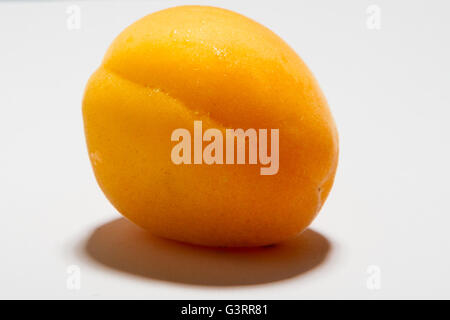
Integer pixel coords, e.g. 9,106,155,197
82,5,339,247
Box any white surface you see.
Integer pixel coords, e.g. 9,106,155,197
1,0,449,299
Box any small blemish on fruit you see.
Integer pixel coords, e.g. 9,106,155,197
90,151,102,166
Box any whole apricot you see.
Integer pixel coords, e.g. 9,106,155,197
82,5,338,247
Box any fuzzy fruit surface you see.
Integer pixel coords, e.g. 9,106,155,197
82,5,339,247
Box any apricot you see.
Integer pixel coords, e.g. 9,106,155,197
82,5,339,247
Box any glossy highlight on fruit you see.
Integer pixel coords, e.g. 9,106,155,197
82,5,339,247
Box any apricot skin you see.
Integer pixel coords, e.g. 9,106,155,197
82,6,339,247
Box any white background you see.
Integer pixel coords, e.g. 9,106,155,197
1,0,449,299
